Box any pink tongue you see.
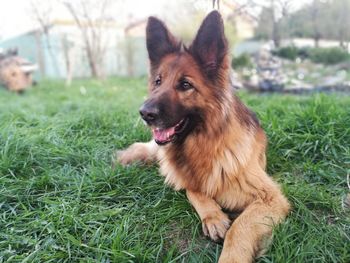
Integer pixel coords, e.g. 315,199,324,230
152,127,176,142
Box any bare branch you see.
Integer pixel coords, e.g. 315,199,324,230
62,0,113,79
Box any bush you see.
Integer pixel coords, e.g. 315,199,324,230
274,46,350,65
232,53,252,69
274,46,299,60
308,47,350,65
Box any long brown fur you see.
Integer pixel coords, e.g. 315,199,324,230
117,11,290,263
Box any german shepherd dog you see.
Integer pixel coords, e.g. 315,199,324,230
117,11,290,263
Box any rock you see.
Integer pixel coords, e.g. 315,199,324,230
322,75,346,86
253,48,285,91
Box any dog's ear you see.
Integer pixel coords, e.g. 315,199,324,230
146,17,180,66
189,11,228,78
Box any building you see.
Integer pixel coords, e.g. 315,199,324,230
0,2,257,80
0,19,149,80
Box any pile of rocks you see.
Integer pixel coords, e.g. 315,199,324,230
240,47,350,93
244,48,285,91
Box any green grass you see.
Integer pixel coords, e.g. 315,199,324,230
0,78,349,263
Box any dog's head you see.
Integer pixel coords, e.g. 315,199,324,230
140,11,229,145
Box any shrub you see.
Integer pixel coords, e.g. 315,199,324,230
274,46,299,60
231,53,252,69
274,46,350,65
308,47,350,65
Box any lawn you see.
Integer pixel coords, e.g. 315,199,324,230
0,78,349,263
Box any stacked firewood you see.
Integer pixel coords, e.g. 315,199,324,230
0,48,37,93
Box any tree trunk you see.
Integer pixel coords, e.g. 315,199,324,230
35,31,45,77
314,35,320,48
86,46,100,78
272,21,280,48
311,0,320,48
271,0,280,48
62,35,73,86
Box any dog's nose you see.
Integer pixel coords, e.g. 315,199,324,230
139,103,159,123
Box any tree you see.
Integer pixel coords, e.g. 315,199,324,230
310,0,322,47
255,6,273,40
61,34,74,86
30,0,59,77
63,0,115,79
332,0,350,48
280,0,350,48
255,0,293,47
269,0,292,47
164,0,238,48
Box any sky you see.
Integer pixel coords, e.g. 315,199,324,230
0,0,313,40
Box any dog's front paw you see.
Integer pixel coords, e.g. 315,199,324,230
113,142,156,167
114,149,135,166
202,211,231,241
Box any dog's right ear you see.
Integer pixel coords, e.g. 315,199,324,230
189,11,227,79
146,17,179,66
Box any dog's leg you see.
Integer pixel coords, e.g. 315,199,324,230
186,190,231,241
218,195,290,263
115,140,159,166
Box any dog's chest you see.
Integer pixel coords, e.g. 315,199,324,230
156,141,251,197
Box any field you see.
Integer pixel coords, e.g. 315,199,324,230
0,78,349,262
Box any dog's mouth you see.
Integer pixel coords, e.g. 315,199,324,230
152,118,189,145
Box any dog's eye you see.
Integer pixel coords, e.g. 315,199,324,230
155,76,161,86
178,80,193,91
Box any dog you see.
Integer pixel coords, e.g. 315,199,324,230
116,11,290,263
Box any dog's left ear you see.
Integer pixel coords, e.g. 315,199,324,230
189,11,228,78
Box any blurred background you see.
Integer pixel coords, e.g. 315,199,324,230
0,0,349,92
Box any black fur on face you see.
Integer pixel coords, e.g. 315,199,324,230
140,90,186,129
